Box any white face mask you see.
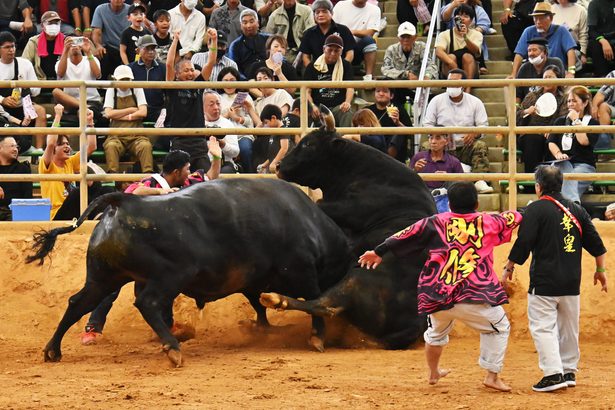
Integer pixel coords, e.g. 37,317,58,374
183,0,198,9
536,28,545,33
528,55,544,66
446,87,463,98
44,23,61,36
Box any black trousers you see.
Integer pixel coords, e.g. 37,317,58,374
502,16,533,54
588,39,615,77
518,134,548,174
100,47,122,80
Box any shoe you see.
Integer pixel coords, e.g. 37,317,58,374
362,74,373,81
532,373,568,392
479,67,489,75
487,27,497,35
564,372,576,387
475,180,494,194
80,330,102,345
23,146,44,155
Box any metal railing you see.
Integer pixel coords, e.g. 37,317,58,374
1,77,615,215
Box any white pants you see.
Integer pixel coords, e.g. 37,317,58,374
528,294,580,377
424,303,510,373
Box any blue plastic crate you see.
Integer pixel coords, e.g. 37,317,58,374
9,198,51,221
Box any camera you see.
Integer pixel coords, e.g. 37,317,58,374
454,16,463,31
72,36,84,46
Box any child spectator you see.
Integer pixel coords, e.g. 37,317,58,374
256,104,291,174
153,9,175,64
120,3,152,64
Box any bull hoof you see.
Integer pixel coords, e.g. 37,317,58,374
43,348,61,362
163,346,183,368
259,292,288,310
309,335,325,353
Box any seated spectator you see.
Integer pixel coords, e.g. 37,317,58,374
166,28,218,170
256,104,291,173
303,34,354,127
252,67,294,116
283,97,308,145
22,11,65,80
500,0,536,56
119,3,152,65
552,0,588,71
332,0,379,80
192,30,238,81
441,0,491,75
53,36,102,124
342,109,387,152
203,91,241,173
397,0,433,37
170,0,207,58
32,0,81,35
0,135,32,220
606,202,615,221
515,37,565,104
0,32,47,152
0,0,35,47
218,66,256,172
382,22,438,105
435,4,482,86
247,34,298,94
103,65,154,174
410,132,464,190
228,9,270,78
590,68,615,149
209,0,247,45
39,104,98,220
548,86,599,203
366,85,413,162
510,2,577,79
257,0,282,20
300,0,355,68
516,65,567,174
588,0,615,76
91,0,130,80
129,35,166,123
265,0,315,64
152,9,174,65
422,69,492,193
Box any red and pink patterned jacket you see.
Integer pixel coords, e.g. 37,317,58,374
381,210,522,315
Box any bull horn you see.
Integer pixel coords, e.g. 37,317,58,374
318,104,336,132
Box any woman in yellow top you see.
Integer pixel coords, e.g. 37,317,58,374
39,104,97,219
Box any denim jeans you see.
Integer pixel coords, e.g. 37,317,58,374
555,161,595,203
238,137,254,173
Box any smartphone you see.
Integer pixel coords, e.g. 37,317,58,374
272,51,283,65
233,91,249,107
454,16,463,31
72,36,84,46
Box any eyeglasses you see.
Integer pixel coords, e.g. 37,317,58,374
0,44,16,50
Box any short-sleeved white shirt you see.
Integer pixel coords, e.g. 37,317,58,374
103,87,147,109
332,0,381,40
55,57,102,103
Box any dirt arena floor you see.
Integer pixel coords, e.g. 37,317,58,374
1,222,614,409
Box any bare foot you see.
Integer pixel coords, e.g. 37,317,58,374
483,375,512,392
428,369,450,385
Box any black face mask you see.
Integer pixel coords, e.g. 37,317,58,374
216,48,227,61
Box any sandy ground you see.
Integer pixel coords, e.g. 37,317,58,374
1,222,615,409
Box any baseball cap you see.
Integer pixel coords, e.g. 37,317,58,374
324,34,343,49
217,30,228,46
137,34,157,48
397,21,416,37
527,37,548,47
312,0,333,12
41,11,61,24
128,3,147,14
113,65,134,80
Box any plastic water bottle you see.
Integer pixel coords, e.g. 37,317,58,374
404,96,412,116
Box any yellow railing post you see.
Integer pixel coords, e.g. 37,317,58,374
300,85,309,139
507,83,518,211
79,83,88,214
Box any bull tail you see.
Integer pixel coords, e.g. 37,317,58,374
26,192,126,265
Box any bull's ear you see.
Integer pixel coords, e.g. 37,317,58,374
318,104,336,132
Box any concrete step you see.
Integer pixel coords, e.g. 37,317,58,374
488,146,505,162
486,60,512,72
484,102,506,117
472,88,506,103
477,193,501,212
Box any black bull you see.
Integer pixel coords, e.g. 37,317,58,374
260,121,437,349
26,179,352,366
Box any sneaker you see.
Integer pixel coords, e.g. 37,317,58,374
487,27,497,35
532,373,568,392
362,74,373,81
475,180,494,194
80,330,102,346
564,372,576,387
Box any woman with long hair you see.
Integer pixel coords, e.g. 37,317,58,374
342,109,387,152
246,34,298,95
548,85,599,203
